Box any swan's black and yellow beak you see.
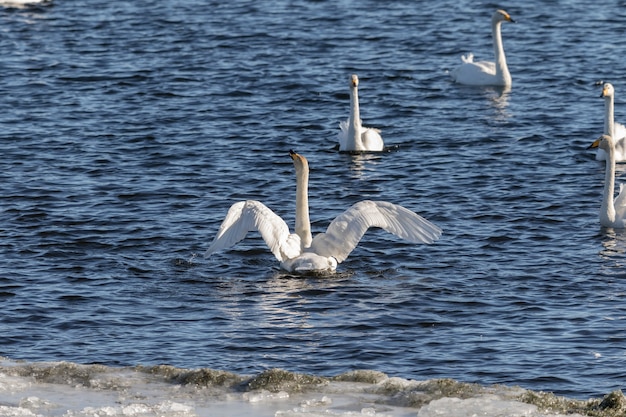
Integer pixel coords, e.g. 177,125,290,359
600,84,609,98
289,150,308,168
588,138,601,149
506,14,515,23
351,74,359,88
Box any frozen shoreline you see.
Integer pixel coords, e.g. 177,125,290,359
1,358,622,417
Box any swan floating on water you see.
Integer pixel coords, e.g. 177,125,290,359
338,74,384,152
205,150,442,273
0,0,51,6
451,10,515,87
588,135,626,228
596,83,626,162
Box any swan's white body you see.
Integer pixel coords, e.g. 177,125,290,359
338,74,384,152
205,151,442,273
589,135,626,228
0,0,50,6
596,83,626,162
451,10,515,87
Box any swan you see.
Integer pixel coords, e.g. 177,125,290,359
588,135,626,228
451,10,515,87
205,150,442,273
596,83,626,162
0,0,51,6
338,74,384,152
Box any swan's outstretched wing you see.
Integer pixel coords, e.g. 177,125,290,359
309,200,442,263
205,200,302,262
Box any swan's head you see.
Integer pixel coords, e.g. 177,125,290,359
493,9,515,23
601,83,615,99
350,74,359,88
588,135,613,152
289,149,309,172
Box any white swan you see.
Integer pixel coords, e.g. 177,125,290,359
596,83,626,162
205,150,442,273
451,10,515,87
0,0,51,6
338,74,384,152
588,135,626,228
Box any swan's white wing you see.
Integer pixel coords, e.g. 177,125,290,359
309,200,442,263
614,184,626,221
338,119,349,149
205,200,302,262
452,60,497,85
361,127,384,151
339,119,383,151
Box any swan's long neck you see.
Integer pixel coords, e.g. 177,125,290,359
348,84,364,150
294,158,312,248
601,139,617,225
492,20,510,86
604,93,615,138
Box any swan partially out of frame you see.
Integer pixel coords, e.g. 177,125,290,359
0,0,51,6
338,74,384,152
588,135,626,228
451,10,515,87
596,83,626,162
205,150,442,273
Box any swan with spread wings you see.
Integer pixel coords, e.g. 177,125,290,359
205,151,442,273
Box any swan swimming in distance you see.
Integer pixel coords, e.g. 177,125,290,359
338,74,384,152
0,0,51,6
596,83,626,162
451,10,515,87
588,135,626,228
205,150,442,273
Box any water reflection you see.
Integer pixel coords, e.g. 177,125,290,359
599,228,626,269
342,152,384,179
485,85,512,120
253,272,352,331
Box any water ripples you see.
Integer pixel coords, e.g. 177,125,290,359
1,0,626,400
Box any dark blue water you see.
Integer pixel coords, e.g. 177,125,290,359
1,0,626,401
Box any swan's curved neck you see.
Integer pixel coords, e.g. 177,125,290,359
295,161,312,248
348,86,363,150
602,140,617,225
492,20,510,85
604,93,615,138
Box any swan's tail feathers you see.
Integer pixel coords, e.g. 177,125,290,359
204,200,301,262
461,53,474,63
310,200,442,264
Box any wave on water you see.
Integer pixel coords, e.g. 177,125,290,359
0,357,623,417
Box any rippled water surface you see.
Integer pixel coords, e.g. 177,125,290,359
1,0,626,401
